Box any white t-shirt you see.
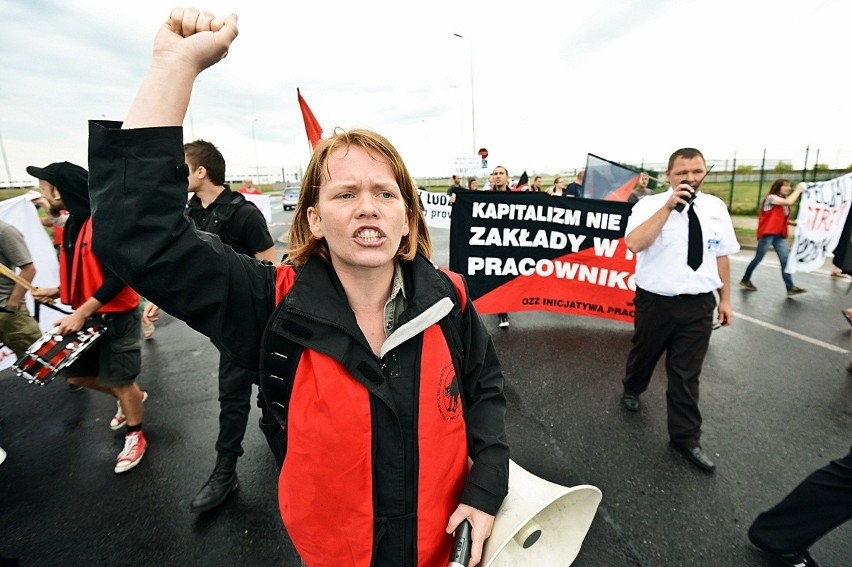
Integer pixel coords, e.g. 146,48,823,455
625,189,740,296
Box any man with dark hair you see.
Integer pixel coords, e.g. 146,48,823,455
490,166,510,192
447,174,463,197
155,139,277,512
530,176,543,192
621,148,739,473
183,140,276,265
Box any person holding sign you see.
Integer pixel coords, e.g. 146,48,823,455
627,172,653,203
565,169,585,198
739,178,806,296
549,176,567,197
489,166,511,328
621,148,739,473
447,174,463,197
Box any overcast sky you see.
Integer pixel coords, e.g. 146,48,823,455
1,0,848,186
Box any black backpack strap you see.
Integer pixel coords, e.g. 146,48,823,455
436,267,467,359
192,191,246,236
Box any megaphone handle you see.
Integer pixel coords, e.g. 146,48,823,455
448,519,472,567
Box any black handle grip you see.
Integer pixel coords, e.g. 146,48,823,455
448,520,472,567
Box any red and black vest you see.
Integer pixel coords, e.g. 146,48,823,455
266,264,470,567
59,217,139,312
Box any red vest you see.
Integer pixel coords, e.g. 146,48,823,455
60,218,139,312
53,224,64,247
273,264,469,567
756,196,790,238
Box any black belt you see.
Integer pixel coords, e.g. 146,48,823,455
637,288,714,300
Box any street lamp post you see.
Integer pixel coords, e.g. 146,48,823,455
0,126,13,188
251,118,260,183
187,79,201,140
453,33,476,155
448,84,465,151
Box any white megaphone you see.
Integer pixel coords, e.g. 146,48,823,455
481,460,602,567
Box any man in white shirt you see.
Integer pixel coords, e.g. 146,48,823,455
621,148,739,473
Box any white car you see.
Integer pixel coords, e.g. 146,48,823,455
281,187,300,211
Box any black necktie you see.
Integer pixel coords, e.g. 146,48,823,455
687,204,703,271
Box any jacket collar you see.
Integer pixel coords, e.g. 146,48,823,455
271,253,457,410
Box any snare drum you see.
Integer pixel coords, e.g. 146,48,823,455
14,319,108,385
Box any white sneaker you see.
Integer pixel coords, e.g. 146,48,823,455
110,391,148,430
0,445,6,466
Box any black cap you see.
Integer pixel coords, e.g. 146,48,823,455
26,161,90,219
26,162,87,190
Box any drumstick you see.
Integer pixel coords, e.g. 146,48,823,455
0,262,55,305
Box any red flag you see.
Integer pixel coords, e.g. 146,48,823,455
511,171,529,192
297,88,323,150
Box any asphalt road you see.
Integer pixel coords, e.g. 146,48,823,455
1,203,850,566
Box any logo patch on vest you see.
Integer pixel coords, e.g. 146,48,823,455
437,361,462,421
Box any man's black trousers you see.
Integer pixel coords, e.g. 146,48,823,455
623,288,715,447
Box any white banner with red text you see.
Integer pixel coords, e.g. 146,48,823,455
787,173,852,273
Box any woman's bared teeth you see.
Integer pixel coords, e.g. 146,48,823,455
357,229,381,240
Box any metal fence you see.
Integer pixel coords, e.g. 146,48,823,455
416,147,851,215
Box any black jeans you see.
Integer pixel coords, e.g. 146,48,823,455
215,349,257,459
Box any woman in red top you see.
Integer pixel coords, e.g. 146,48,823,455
740,178,805,295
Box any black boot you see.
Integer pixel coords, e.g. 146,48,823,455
190,454,239,513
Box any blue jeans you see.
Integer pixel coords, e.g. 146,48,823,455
742,235,794,289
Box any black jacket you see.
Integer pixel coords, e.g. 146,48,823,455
88,121,509,564
185,188,274,257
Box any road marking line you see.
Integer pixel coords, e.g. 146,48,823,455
736,313,849,353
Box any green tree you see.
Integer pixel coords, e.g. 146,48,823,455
774,162,794,172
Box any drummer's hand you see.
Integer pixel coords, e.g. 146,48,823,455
32,287,59,303
143,302,160,324
53,312,88,335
